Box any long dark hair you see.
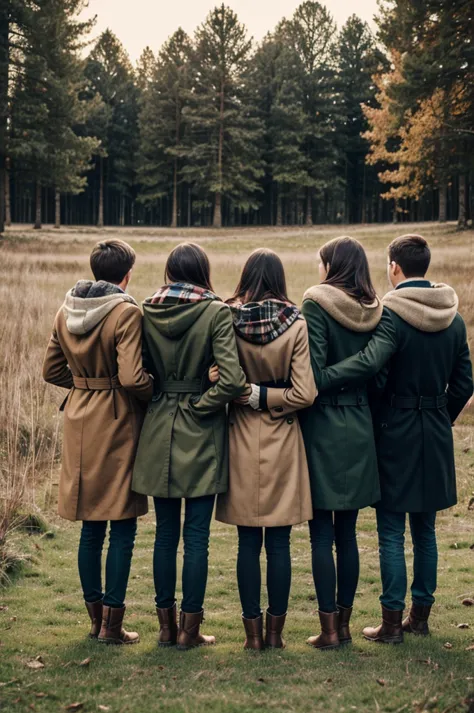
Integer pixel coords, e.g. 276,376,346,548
320,236,377,305
165,243,214,291
231,248,292,304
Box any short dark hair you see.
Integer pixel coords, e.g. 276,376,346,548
231,248,292,304
388,234,431,278
90,239,136,283
165,243,214,291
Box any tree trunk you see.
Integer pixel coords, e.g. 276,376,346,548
188,185,192,227
457,174,467,230
305,187,313,226
0,7,8,235
119,194,125,226
171,159,178,228
392,199,398,224
438,179,447,223
213,75,225,229
54,188,61,228
361,163,367,223
5,164,11,226
276,186,282,227
97,156,104,227
34,182,42,229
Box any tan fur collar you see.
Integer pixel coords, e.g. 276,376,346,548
302,284,383,332
383,283,459,332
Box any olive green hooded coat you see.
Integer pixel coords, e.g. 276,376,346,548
132,295,246,499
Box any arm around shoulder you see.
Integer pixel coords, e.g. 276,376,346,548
115,306,153,401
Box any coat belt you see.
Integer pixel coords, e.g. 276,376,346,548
389,394,448,410
319,390,367,407
72,375,121,390
161,379,202,394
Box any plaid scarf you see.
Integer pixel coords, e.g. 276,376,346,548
151,282,221,305
231,299,300,345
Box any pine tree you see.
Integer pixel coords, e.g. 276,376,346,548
184,4,263,227
138,29,192,227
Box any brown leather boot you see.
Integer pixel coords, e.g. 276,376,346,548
242,615,265,651
85,600,103,639
98,605,140,645
363,606,403,644
176,610,216,651
156,602,178,647
402,603,431,636
265,611,286,649
337,605,353,645
307,611,340,650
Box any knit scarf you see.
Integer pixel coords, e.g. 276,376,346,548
151,282,221,305
231,299,301,345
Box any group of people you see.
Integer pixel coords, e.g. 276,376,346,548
43,233,473,651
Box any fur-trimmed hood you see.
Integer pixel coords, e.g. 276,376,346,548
383,283,459,332
63,280,137,335
302,284,383,332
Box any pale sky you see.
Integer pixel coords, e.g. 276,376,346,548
79,0,380,63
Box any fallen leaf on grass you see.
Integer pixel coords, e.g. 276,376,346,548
466,645,474,651
0,679,19,687
325,678,333,684
65,704,83,712
468,497,474,510
34,693,47,698
0,606,8,612
29,705,36,711
376,679,386,686
457,623,470,629
161,685,166,693
98,707,110,712
257,677,265,684
443,642,453,649
79,658,91,667
157,665,165,671
10,616,17,622
462,598,474,606
26,660,45,671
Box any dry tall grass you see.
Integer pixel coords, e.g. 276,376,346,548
0,222,472,579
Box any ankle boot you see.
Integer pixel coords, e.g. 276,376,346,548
176,610,216,651
85,600,103,639
98,605,140,645
265,611,286,649
402,603,432,636
156,602,178,647
337,605,353,645
242,615,265,651
307,611,340,650
363,606,403,644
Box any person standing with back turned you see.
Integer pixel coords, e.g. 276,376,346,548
318,235,473,643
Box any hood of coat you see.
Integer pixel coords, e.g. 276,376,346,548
383,282,459,332
143,297,218,340
62,280,137,336
302,284,383,333
230,299,301,345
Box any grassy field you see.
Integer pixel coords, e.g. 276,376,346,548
0,222,473,713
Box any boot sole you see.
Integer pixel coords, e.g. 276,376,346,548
363,635,403,645
176,642,215,651
307,642,340,650
339,639,352,646
98,637,140,645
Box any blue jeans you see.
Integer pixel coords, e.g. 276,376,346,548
237,526,292,619
376,508,438,610
78,518,137,608
153,495,215,613
309,510,360,613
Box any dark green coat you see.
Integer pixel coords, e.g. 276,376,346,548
132,298,246,499
320,281,474,513
300,296,381,512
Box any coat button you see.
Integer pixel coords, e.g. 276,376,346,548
274,406,284,413
287,417,294,425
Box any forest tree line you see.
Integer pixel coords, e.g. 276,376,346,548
0,0,473,231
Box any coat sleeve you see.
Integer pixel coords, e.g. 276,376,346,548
301,299,330,392
446,318,474,423
42,316,74,389
115,306,153,401
264,320,318,419
318,309,399,391
189,306,247,415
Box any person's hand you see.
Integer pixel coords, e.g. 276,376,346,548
208,364,220,383
234,384,252,405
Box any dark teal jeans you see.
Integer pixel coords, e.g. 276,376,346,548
153,495,215,613
237,525,292,619
376,508,437,610
78,518,137,608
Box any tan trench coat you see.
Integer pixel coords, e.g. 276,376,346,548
216,317,317,527
43,303,153,521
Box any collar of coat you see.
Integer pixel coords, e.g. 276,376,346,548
150,282,221,305
63,280,138,336
302,284,383,333
383,282,459,332
230,299,301,345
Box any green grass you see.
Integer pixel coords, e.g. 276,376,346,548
1,435,474,713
